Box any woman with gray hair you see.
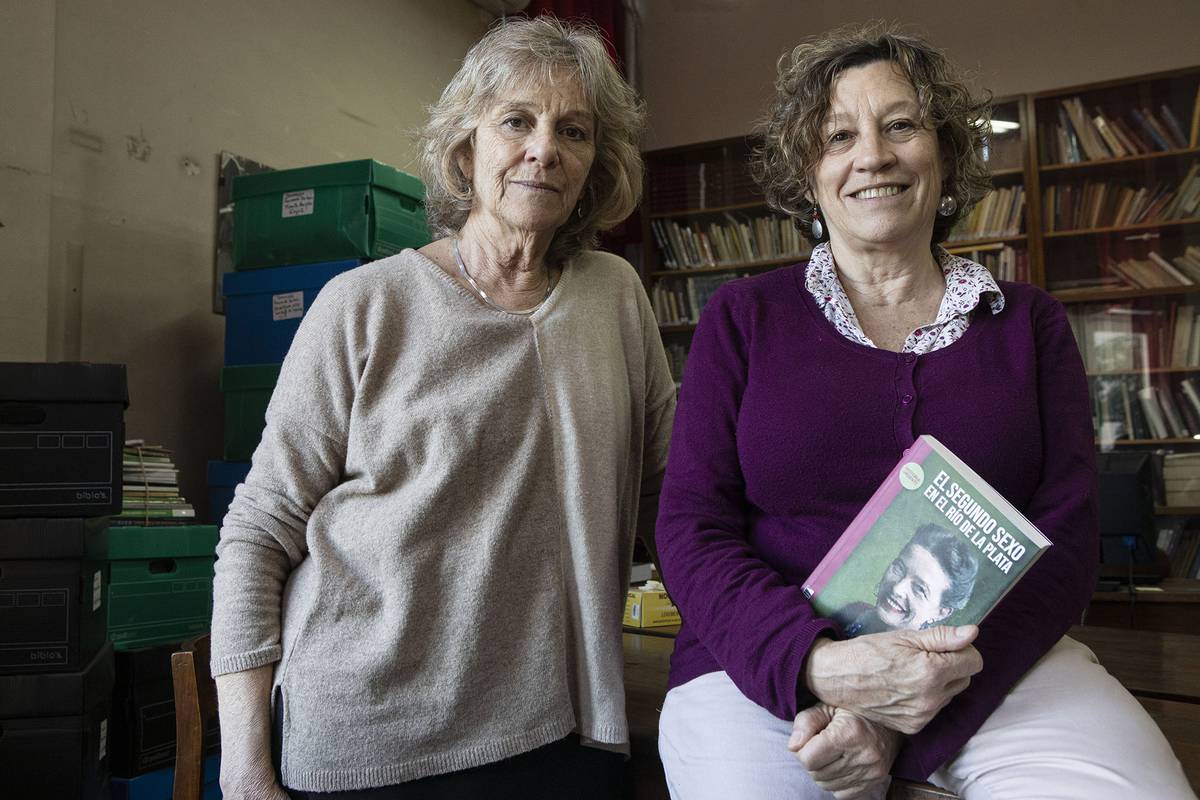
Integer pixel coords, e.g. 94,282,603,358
210,16,674,800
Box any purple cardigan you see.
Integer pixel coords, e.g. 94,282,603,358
656,263,1098,780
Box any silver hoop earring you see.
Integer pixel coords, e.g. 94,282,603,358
937,195,958,217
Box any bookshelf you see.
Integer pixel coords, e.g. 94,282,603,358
635,67,1200,575
639,136,813,382
1037,69,1200,484
945,97,1032,284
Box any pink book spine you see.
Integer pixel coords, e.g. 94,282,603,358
803,437,933,597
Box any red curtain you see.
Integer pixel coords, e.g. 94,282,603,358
524,0,638,254
526,0,626,76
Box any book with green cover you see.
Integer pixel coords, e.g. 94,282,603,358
803,435,1051,637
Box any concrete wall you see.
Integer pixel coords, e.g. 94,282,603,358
640,0,1200,150
1,1,56,362
2,0,487,518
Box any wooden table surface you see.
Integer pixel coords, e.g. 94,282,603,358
1070,625,1200,703
1087,578,1200,635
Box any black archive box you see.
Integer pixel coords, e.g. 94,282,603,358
0,642,115,799
0,362,128,518
110,643,220,777
0,517,109,674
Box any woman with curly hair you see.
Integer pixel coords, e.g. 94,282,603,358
654,23,1194,800
210,16,674,800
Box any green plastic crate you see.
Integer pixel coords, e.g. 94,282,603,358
106,525,218,651
232,159,430,270
221,363,281,462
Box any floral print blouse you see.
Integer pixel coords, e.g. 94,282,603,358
804,242,1005,354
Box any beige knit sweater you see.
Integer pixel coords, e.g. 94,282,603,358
210,249,675,792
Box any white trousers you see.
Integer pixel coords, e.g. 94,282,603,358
658,636,1196,800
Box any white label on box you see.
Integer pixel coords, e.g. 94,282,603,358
282,188,315,218
631,602,641,621
98,719,108,761
272,291,305,321
92,570,102,611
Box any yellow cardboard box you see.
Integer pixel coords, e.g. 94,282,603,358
624,583,680,628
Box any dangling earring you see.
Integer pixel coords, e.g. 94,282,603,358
937,194,958,217
577,184,595,220
810,206,825,240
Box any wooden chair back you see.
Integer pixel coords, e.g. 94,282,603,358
171,634,217,800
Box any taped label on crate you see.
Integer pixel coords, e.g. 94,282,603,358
272,291,305,321
93,570,102,611
282,189,315,218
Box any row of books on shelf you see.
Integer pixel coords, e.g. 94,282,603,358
1041,163,1200,232
647,161,759,212
1067,300,1200,373
1107,246,1200,291
664,342,687,385
1092,374,1200,443
651,272,735,326
650,214,812,270
946,186,1024,241
949,244,1029,283
118,440,196,526
1157,521,1200,579
1039,93,1199,166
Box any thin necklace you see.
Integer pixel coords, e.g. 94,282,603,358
453,239,551,315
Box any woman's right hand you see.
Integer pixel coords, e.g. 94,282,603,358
803,625,983,735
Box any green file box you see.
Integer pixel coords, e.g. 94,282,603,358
106,525,218,651
220,363,281,462
232,159,429,269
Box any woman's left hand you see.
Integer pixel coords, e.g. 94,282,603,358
788,703,903,799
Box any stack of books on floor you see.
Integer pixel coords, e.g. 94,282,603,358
212,159,430,525
118,441,195,526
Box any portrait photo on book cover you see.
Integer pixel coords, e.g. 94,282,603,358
805,437,1050,639
831,522,980,637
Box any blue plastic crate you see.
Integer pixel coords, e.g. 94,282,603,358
111,754,220,799
206,460,251,525
222,259,363,365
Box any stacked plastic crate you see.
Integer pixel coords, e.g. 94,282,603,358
106,452,221,793
0,362,128,799
209,159,429,524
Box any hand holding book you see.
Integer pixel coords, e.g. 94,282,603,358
802,624,982,736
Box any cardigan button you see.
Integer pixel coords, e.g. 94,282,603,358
901,393,914,404
904,353,916,364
